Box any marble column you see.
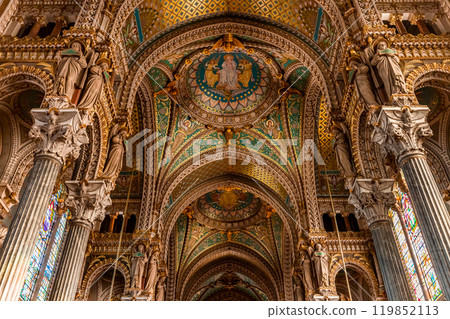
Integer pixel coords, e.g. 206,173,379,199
0,102,88,301
371,96,450,297
349,179,413,300
49,180,111,301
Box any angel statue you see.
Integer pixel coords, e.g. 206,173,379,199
311,243,330,288
144,249,160,296
130,243,148,291
102,124,128,180
77,56,111,110
332,122,357,178
55,41,87,101
370,39,406,99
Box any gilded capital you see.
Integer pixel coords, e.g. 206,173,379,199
65,180,111,228
348,179,396,227
29,107,89,164
370,100,433,165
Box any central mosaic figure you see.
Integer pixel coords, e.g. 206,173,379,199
190,52,269,113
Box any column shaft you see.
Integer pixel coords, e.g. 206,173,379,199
401,156,450,296
370,221,413,300
49,223,90,300
0,156,61,300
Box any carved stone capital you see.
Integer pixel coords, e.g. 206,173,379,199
29,108,89,164
44,95,70,109
65,180,111,228
370,103,432,165
348,179,396,227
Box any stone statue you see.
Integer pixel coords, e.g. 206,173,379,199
311,243,329,288
300,250,314,292
349,60,380,106
144,249,160,294
102,124,127,180
130,243,148,290
370,40,406,99
77,58,110,110
56,41,87,101
332,122,357,178
155,275,166,301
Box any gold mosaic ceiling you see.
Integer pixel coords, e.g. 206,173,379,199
123,0,335,56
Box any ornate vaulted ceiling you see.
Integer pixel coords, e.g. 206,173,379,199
112,0,341,301
171,190,286,300
121,0,340,59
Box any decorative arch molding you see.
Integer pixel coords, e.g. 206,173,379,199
0,65,54,94
423,140,450,192
179,244,281,301
0,0,20,34
78,258,131,301
405,63,450,94
180,251,282,300
302,80,321,230
118,17,339,121
0,102,21,182
136,80,157,230
329,257,378,300
158,147,302,216
161,175,298,264
110,0,345,67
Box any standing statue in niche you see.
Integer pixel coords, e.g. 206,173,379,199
370,39,406,99
348,58,380,107
300,250,315,292
311,243,330,288
144,249,160,296
155,275,166,301
77,57,111,110
102,124,128,180
56,41,87,101
130,243,148,291
332,122,357,178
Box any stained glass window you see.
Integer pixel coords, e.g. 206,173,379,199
20,185,68,301
391,184,442,301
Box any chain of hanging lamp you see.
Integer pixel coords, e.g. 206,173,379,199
323,168,353,301
109,170,135,300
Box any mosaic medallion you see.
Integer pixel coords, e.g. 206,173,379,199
194,188,266,229
178,49,281,128
191,52,268,114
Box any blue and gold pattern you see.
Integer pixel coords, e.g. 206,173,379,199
188,52,269,114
